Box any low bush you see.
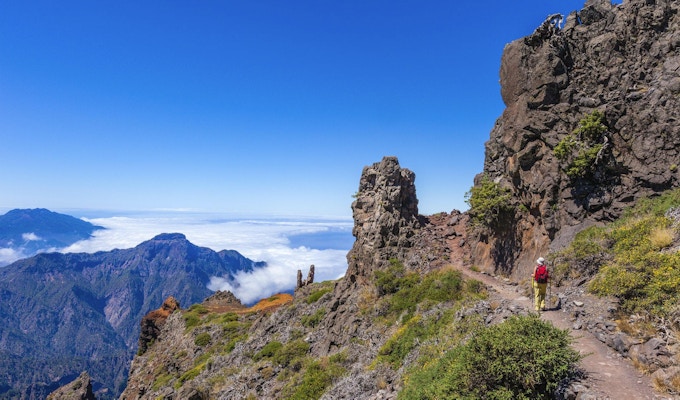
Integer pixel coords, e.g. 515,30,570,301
377,310,455,368
273,340,310,368
301,308,325,328
194,332,211,347
280,355,347,400
253,341,283,362
174,362,207,389
183,304,210,331
307,285,333,304
399,315,580,400
375,260,479,323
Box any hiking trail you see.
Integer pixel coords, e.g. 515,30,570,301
451,260,671,399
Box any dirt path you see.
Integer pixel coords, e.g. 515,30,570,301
455,265,670,399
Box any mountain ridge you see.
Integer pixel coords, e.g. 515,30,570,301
0,208,105,266
0,232,264,399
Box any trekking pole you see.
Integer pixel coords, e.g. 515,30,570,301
548,278,552,310
530,277,534,312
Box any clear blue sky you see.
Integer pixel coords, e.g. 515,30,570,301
0,0,589,218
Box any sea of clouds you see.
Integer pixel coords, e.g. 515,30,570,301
3,212,354,305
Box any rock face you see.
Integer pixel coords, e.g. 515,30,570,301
46,372,96,400
472,0,680,276
138,296,181,355
344,156,422,286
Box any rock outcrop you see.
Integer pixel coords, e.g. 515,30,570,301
296,264,315,288
138,296,180,355
46,371,96,400
471,0,680,276
344,156,422,286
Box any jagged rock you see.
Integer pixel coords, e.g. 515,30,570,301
46,372,96,400
138,296,180,355
296,265,315,288
203,290,243,308
344,156,421,286
471,0,680,277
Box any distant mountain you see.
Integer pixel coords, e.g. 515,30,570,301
0,233,265,399
0,208,104,266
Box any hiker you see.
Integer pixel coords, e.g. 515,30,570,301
532,257,549,311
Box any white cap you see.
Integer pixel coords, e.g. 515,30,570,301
537,257,545,265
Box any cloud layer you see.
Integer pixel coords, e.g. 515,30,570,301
59,213,353,304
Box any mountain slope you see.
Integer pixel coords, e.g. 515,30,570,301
0,233,264,399
0,208,104,266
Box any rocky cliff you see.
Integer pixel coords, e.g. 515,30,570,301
46,372,96,400
471,0,680,277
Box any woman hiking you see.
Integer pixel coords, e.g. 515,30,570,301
532,257,549,311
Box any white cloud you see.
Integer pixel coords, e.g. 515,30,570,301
22,232,41,241
58,213,353,304
208,246,347,304
0,247,26,266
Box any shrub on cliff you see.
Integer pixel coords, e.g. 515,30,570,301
465,175,514,228
554,110,609,179
399,315,580,400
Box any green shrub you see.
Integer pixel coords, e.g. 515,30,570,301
183,313,201,330
553,110,609,179
151,373,173,391
187,304,209,314
219,312,239,324
379,263,469,319
222,320,243,336
550,225,611,282
174,362,207,389
284,358,346,400
253,341,283,362
307,287,332,304
194,332,211,347
273,340,310,368
465,175,514,228
566,144,603,178
553,135,576,160
223,334,247,354
399,315,580,400
377,310,455,368
375,259,418,296
301,308,325,328
575,109,607,141
182,304,211,331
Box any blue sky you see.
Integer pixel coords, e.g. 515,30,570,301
0,0,590,218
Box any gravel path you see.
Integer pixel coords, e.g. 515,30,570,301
455,265,670,400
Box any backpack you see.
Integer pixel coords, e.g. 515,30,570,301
535,265,549,283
